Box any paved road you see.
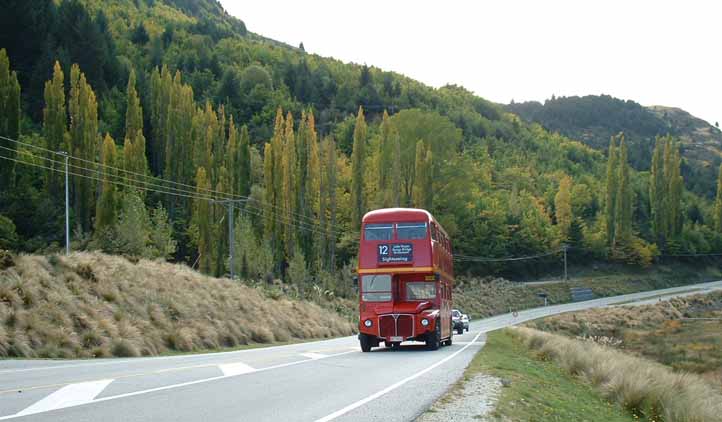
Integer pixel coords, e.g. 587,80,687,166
1,280,720,422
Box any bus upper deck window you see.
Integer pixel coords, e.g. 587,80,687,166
364,223,393,240
397,222,427,240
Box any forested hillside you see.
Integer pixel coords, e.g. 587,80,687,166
507,95,722,197
1,0,721,291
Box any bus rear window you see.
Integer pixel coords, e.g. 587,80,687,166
397,222,427,240
361,275,392,302
364,223,393,240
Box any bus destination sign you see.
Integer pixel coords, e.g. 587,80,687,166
377,243,413,263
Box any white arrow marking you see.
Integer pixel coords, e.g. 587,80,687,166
300,352,327,360
16,379,113,417
219,362,255,376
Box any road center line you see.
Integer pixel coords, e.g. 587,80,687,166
313,331,484,422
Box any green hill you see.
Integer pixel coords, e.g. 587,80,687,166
0,0,720,288
507,95,722,197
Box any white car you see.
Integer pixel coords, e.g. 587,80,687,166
451,309,470,334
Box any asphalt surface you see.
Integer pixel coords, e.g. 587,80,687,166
1,279,721,422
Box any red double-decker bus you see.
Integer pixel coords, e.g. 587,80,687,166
356,208,454,352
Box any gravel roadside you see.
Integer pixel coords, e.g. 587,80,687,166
415,373,502,422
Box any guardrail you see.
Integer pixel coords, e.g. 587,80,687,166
570,287,595,302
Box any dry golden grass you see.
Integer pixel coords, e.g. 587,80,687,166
515,327,722,422
0,252,355,358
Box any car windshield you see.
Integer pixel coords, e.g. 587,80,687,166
361,274,392,302
452,310,461,317
397,222,427,240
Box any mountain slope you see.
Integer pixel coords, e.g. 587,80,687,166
507,95,722,197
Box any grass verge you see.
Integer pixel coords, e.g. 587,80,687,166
516,327,722,422
451,329,635,422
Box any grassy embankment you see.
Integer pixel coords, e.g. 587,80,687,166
444,329,636,422
529,291,722,390
454,261,722,318
0,252,355,359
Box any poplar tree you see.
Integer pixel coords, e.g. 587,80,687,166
667,141,683,238
282,111,297,258
390,125,401,207
377,110,393,206
123,69,148,185
68,64,98,233
604,135,618,247
238,124,251,197
714,165,722,233
318,137,328,268
214,166,230,277
555,175,573,240
327,137,337,270
194,167,212,274
95,134,118,231
305,113,320,262
413,141,432,210
650,136,666,243
614,134,632,247
0,49,20,190
43,61,65,196
350,106,367,228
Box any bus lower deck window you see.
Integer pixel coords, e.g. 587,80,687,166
397,222,427,240
361,274,392,301
405,281,436,300
364,224,393,240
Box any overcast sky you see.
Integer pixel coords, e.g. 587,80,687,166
220,1,721,126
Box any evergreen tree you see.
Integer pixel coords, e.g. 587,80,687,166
350,106,366,228
614,134,632,247
554,175,573,240
714,165,722,233
604,135,618,247
0,49,20,190
95,134,117,231
43,61,65,196
147,202,176,260
68,64,98,233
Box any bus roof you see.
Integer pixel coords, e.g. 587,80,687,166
362,208,449,238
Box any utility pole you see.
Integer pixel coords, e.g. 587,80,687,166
216,198,247,280
58,151,70,256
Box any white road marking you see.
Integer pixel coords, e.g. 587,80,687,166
0,350,356,421
219,362,255,376
453,341,485,345
300,352,326,360
313,332,485,422
15,379,114,417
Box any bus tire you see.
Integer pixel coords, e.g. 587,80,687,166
427,320,441,351
360,334,372,352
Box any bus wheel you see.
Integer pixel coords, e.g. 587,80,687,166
444,336,453,346
427,321,441,350
360,334,372,352
391,342,401,350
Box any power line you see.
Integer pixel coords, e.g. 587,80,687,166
454,249,564,263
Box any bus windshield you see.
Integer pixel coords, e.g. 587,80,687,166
405,281,436,300
397,222,427,240
361,274,392,301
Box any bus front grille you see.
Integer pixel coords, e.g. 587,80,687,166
397,315,414,338
379,315,395,338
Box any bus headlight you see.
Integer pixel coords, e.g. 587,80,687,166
364,319,373,327
421,318,429,326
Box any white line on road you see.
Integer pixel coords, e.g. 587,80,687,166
313,332,485,422
300,352,327,360
219,362,255,376
15,379,114,417
0,350,356,421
